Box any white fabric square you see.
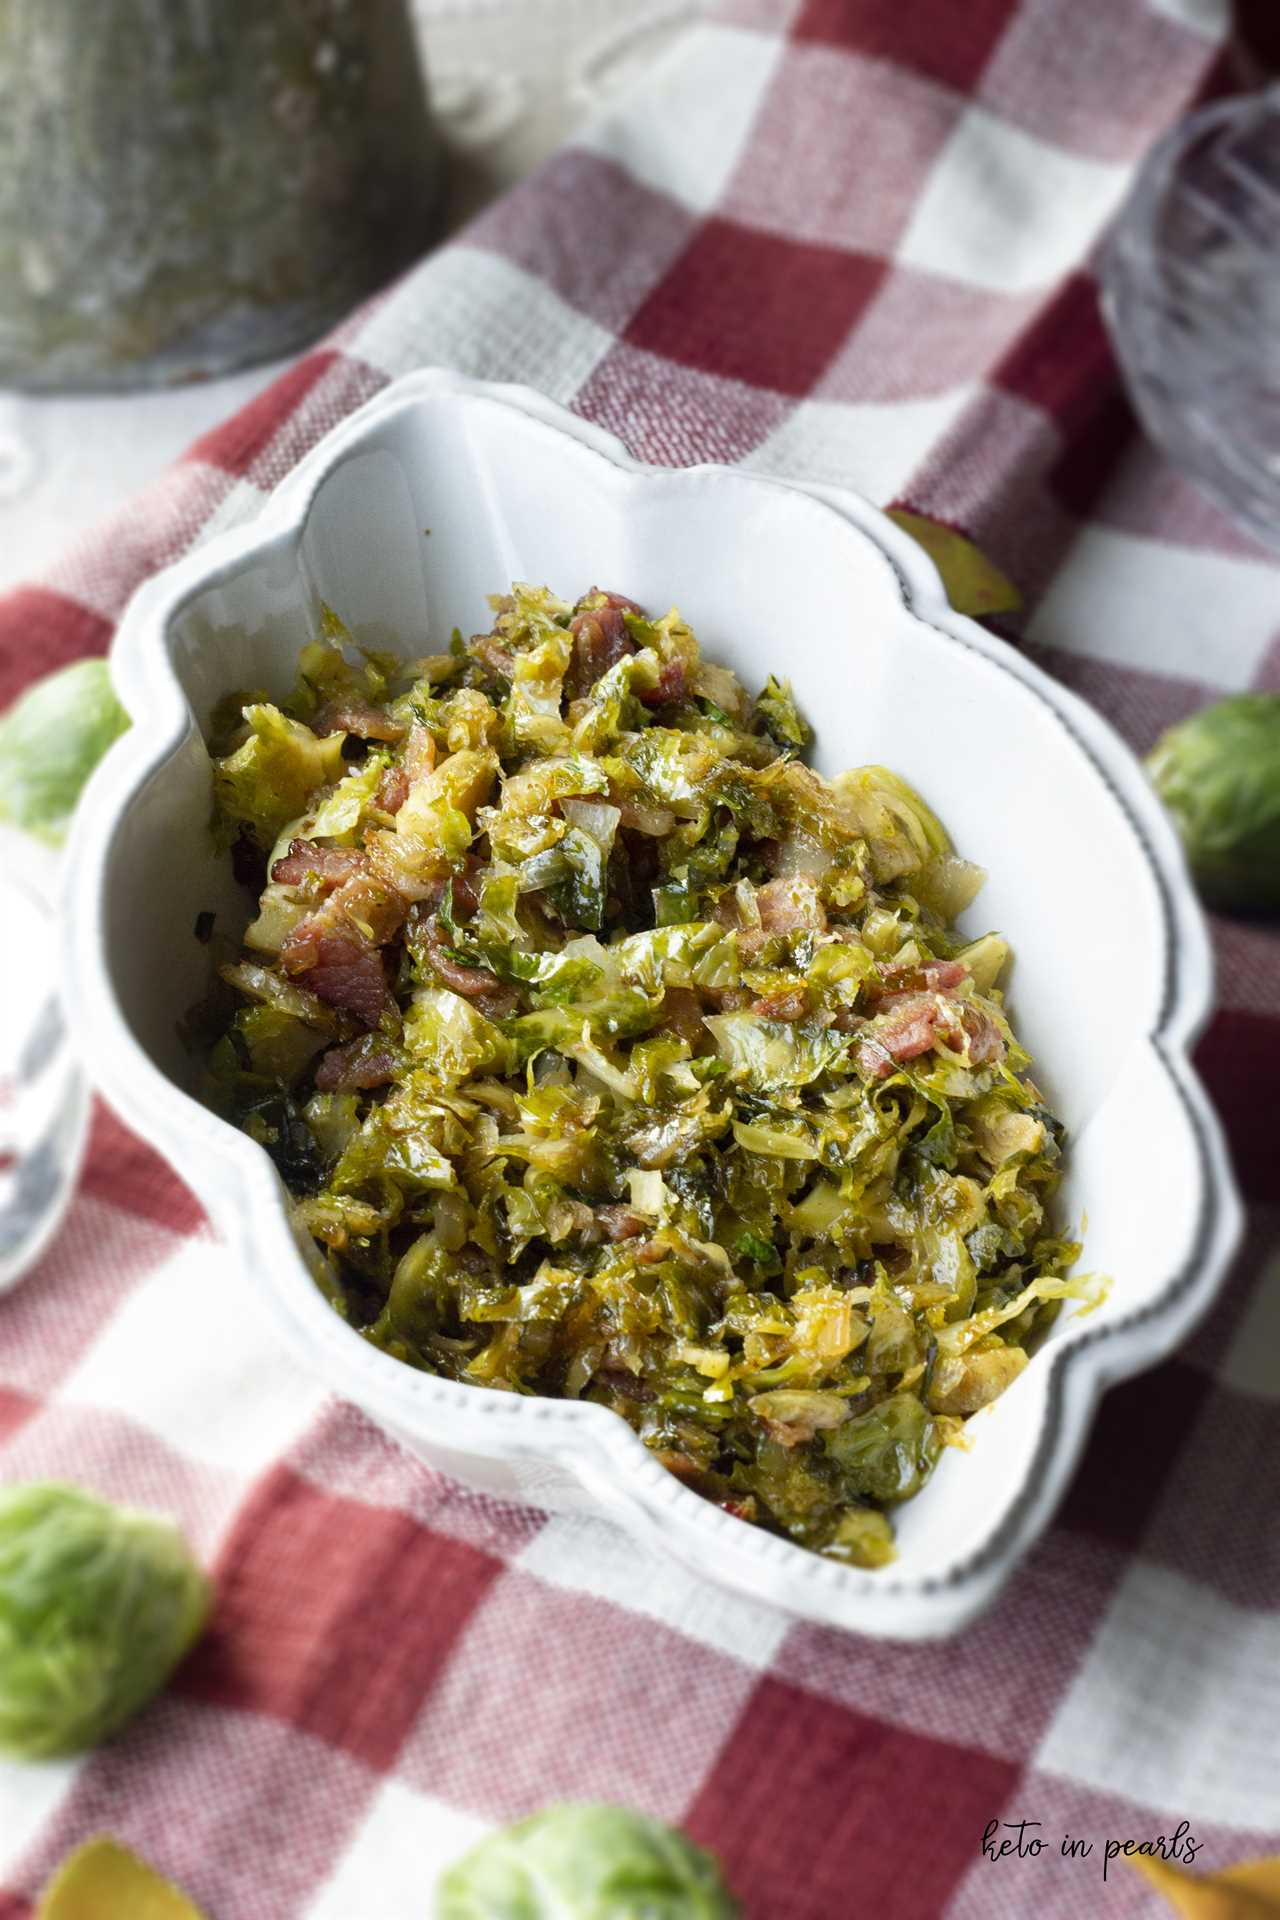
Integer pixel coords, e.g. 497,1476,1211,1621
516,1512,789,1670
1028,524,1279,688
0,1754,81,1881
1147,0,1228,37
305,1778,490,1919
744,388,975,501
1037,1561,1280,1830
574,24,780,216
348,248,615,401
57,1236,325,1477
898,105,1129,295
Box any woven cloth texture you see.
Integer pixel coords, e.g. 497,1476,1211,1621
1,3,1277,1916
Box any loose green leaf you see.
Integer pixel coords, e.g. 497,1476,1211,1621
887,508,1022,617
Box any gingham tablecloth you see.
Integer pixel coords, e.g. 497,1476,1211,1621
2,4,1278,1916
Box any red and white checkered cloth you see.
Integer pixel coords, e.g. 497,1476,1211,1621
2,3,1278,1915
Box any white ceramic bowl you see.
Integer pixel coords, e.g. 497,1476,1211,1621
64,371,1242,1638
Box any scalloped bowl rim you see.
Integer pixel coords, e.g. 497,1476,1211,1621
63,370,1243,1638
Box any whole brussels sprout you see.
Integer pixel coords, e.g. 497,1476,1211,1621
0,657,129,844
0,1483,209,1759
435,1804,739,1920
1146,693,1280,913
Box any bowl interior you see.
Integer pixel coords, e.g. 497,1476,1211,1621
100,385,1192,1579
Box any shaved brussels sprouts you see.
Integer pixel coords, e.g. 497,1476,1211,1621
0,1483,209,1758
1146,694,1280,912
199,582,1091,1571
0,657,128,843
436,1805,738,1920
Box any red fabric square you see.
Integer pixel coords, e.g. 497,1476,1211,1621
1059,1359,1213,1551
1045,654,1205,760
687,1677,1020,1920
623,217,886,397
978,0,1229,162
724,47,958,259
0,586,112,708
395,1566,756,1819
793,0,1018,96
776,1528,1120,1762
470,150,696,335
0,1384,37,1444
573,343,791,468
79,1103,205,1236
185,350,338,479
1196,1011,1280,1206
179,1466,503,1771
1141,1381,1280,1610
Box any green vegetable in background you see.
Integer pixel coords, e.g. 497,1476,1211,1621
0,1483,209,1759
1146,693,1280,914
436,1804,739,1920
0,658,129,843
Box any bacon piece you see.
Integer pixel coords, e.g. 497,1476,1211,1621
313,1035,400,1092
281,924,393,1028
567,602,636,698
750,985,811,1022
376,765,410,815
872,957,966,999
312,698,406,743
661,985,708,1051
855,991,1005,1080
271,839,368,888
423,920,518,1018
595,1205,648,1242
472,635,517,681
402,722,437,783
638,658,686,707
756,877,828,938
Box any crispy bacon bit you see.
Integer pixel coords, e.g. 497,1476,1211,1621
872,957,967,999
595,1205,649,1242
855,991,1005,1080
472,635,516,682
750,985,811,1021
281,924,394,1028
402,722,437,783
594,1368,655,1404
313,1035,400,1092
755,877,828,938
271,839,368,888
376,764,410,815
661,986,707,1052
701,985,752,1013
311,699,406,743
567,593,640,698
638,658,686,707
423,919,518,1018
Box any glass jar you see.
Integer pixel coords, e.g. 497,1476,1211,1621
0,0,442,390
1103,85,1280,553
